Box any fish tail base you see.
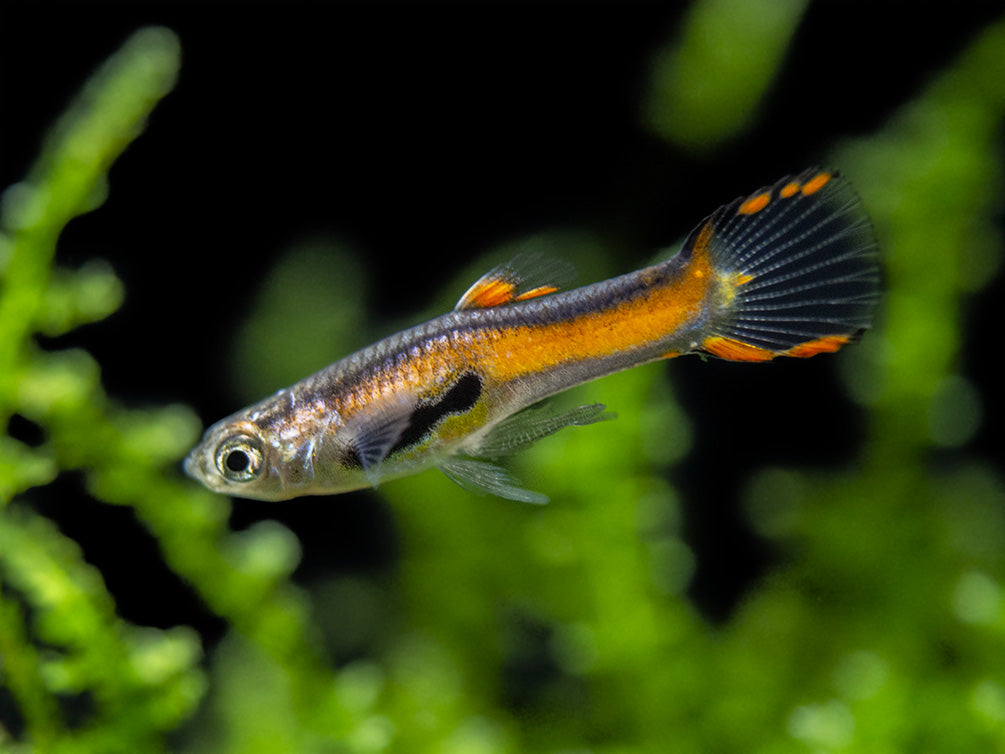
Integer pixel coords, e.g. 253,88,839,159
687,168,880,361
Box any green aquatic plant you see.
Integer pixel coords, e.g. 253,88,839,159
644,0,810,151
0,27,355,753
3,8,1005,754
0,28,203,753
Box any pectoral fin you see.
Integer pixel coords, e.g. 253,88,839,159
350,393,416,486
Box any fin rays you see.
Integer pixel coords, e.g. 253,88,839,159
696,168,880,359
724,201,868,278
456,253,576,311
476,402,613,458
435,401,615,503
438,458,549,504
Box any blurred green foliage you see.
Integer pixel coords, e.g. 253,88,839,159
3,7,1005,754
644,0,809,151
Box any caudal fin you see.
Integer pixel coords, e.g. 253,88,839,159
685,168,880,362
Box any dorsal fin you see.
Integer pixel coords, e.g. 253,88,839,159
454,254,575,310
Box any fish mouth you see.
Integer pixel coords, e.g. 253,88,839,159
182,451,201,481
182,450,229,495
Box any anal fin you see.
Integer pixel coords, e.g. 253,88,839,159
350,393,416,487
476,402,615,458
437,401,614,504
438,457,549,505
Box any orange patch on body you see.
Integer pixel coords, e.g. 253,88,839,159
739,192,771,215
800,172,831,195
483,220,719,381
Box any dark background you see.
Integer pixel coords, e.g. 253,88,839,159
3,4,1002,638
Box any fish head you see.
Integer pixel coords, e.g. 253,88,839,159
185,385,373,500
183,417,296,500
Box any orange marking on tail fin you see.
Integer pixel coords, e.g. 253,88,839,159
703,336,776,362
780,181,800,198
801,171,831,195
705,334,853,362
783,335,851,358
739,192,771,215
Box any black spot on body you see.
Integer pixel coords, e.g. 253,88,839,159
390,372,483,455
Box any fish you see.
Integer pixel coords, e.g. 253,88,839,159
185,168,880,504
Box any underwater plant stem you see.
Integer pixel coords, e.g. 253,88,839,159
0,27,180,423
0,583,60,747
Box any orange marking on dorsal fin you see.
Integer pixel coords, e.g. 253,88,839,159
801,171,831,195
455,277,519,309
513,285,560,302
455,255,573,310
703,336,776,362
784,335,851,358
739,192,771,215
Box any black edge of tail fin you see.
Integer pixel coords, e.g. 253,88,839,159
687,168,880,361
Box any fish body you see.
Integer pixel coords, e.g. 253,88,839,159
185,169,879,503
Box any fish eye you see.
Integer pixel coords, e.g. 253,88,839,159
214,434,264,483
